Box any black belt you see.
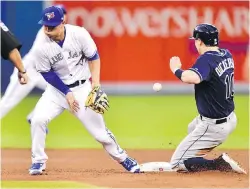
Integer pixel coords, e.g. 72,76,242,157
66,80,86,88
200,115,227,124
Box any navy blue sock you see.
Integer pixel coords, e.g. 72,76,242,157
184,157,217,172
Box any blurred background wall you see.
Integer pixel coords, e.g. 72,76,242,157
1,1,43,92
1,1,249,94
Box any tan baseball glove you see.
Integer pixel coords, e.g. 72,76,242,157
85,86,109,114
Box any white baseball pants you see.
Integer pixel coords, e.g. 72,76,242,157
30,80,128,164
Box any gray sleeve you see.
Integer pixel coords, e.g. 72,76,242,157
34,47,51,73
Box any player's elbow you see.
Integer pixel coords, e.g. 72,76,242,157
181,71,201,84
88,51,100,63
181,76,200,84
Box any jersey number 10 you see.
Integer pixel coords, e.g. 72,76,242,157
225,73,234,99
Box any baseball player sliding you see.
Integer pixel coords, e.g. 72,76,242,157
0,5,67,130
141,24,246,174
28,6,140,175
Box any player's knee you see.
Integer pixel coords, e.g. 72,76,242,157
94,134,112,144
170,159,188,172
31,116,49,127
170,154,187,170
170,158,179,169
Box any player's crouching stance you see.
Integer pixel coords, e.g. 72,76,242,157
169,24,246,174
29,6,140,175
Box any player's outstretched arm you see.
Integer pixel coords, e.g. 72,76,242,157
88,57,101,88
77,26,101,88
170,56,201,84
177,70,201,84
40,71,79,113
85,52,110,114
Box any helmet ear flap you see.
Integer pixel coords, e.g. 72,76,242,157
192,30,198,39
195,33,199,40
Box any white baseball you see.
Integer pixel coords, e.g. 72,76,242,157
153,83,162,92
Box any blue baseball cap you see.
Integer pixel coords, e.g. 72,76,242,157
55,4,67,14
38,6,64,27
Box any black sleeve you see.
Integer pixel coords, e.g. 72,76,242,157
1,27,22,60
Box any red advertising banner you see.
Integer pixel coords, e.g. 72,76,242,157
55,1,249,82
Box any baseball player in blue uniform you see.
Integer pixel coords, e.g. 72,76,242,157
168,23,246,174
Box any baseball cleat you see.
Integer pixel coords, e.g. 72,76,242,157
221,153,247,174
29,163,46,175
121,157,140,173
217,153,247,174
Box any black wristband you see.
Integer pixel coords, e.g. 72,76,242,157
174,69,183,80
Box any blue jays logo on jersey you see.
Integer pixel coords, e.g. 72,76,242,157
50,53,63,65
67,51,84,59
45,12,55,20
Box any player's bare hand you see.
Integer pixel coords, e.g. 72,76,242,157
18,71,28,84
170,56,182,73
91,82,100,89
66,92,80,113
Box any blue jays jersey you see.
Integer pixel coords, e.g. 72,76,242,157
189,49,235,119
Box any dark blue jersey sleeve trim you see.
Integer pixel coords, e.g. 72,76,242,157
40,71,71,95
190,55,211,81
189,68,203,81
87,51,100,61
